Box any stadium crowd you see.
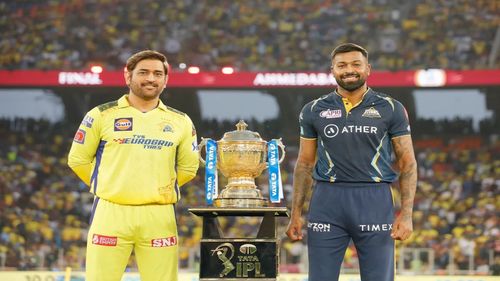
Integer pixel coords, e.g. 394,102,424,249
1,0,498,72
0,117,498,275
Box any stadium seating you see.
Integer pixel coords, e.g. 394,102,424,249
1,0,498,71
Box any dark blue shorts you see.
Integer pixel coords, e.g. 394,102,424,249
307,181,395,281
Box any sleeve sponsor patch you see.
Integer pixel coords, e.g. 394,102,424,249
73,129,86,144
192,140,198,151
81,115,94,128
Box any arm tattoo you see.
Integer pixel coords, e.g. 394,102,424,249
392,136,417,220
291,161,315,216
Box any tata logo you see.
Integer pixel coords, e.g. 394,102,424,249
114,118,133,131
239,244,257,254
268,143,277,165
207,146,216,169
206,175,216,200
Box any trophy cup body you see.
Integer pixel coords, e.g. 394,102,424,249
199,120,285,208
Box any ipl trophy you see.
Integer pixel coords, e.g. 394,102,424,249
189,120,289,280
198,120,285,207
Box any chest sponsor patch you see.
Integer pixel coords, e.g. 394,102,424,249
319,109,342,119
73,129,86,144
323,124,378,138
92,234,118,246
113,135,174,150
114,118,133,131
151,236,178,247
362,107,381,118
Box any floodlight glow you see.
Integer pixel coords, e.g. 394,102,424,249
188,66,200,74
221,67,234,74
90,65,103,73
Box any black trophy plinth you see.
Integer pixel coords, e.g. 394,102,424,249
189,207,289,281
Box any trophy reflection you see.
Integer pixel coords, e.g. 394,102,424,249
199,120,285,207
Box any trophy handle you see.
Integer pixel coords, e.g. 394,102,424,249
198,137,211,166
276,138,286,164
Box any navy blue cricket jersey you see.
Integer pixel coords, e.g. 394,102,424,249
300,88,411,183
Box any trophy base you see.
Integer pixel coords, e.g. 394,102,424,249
213,197,268,208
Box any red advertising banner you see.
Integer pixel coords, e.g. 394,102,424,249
0,69,499,88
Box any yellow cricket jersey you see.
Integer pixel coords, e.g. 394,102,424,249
68,95,199,205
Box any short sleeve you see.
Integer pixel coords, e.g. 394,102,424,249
175,115,199,176
68,107,102,168
299,103,317,139
388,100,411,138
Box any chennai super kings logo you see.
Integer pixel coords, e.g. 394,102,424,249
212,243,235,277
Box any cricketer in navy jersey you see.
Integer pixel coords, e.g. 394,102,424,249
286,43,417,281
300,88,410,183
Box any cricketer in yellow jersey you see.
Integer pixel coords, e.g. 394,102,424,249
68,50,199,281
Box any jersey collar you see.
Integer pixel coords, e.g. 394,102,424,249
334,88,372,113
334,87,372,100
118,94,168,112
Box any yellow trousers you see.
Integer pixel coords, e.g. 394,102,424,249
86,198,178,281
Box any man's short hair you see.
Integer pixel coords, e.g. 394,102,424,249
126,50,169,75
330,43,369,61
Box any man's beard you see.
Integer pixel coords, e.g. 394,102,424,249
129,81,163,100
335,74,366,91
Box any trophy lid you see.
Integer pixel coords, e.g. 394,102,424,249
220,120,264,141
